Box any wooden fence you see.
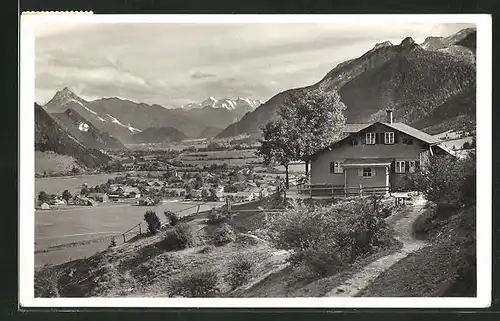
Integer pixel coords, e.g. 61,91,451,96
290,184,390,197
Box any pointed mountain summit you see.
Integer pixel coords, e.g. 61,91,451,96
44,87,87,113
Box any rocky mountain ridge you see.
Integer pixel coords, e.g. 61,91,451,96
216,28,476,138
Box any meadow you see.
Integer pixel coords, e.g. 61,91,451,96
35,200,223,266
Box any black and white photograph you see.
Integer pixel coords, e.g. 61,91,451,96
19,14,491,308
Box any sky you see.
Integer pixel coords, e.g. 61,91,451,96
35,21,475,108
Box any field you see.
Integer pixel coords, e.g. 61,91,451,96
178,149,306,174
178,149,259,166
35,200,223,267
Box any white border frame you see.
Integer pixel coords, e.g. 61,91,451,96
20,13,492,308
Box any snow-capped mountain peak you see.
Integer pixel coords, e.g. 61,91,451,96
182,97,262,111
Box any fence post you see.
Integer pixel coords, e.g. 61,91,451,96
196,204,201,214
123,233,126,243
139,223,142,235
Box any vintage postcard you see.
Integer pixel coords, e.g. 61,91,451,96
19,13,491,308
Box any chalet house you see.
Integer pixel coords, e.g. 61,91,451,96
123,186,141,198
87,192,109,203
309,110,454,195
40,202,50,210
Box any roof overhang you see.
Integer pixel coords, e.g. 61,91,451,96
343,158,393,167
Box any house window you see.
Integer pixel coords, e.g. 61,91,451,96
330,161,343,174
384,132,394,144
395,161,406,173
363,168,373,177
365,132,376,145
408,161,416,173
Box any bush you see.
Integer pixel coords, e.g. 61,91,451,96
108,237,117,248
164,210,179,226
412,208,438,239
144,211,161,235
168,268,220,297
234,234,259,247
381,207,392,218
227,254,254,289
159,224,194,251
34,268,60,297
213,223,236,246
266,199,393,276
206,208,229,225
198,245,214,254
411,153,475,208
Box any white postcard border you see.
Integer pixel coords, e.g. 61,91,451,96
20,13,492,308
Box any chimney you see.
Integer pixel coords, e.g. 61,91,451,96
386,109,393,124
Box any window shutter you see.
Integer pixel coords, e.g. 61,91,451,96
330,162,334,173
390,161,395,173
378,133,383,144
361,133,366,144
358,168,363,177
394,132,399,144
415,160,420,171
405,161,409,172
374,133,378,144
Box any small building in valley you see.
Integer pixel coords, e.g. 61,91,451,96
137,197,155,206
40,202,50,210
87,192,109,203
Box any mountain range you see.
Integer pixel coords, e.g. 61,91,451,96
43,90,260,142
216,28,476,138
182,96,262,112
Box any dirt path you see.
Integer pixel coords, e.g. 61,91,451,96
325,195,429,297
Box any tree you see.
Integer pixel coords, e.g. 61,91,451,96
38,191,50,203
144,210,161,234
279,88,346,177
257,120,296,189
194,173,204,189
209,188,218,201
201,189,210,200
61,190,72,202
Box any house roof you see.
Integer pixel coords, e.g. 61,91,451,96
343,158,394,167
312,121,442,158
88,192,107,197
380,122,439,144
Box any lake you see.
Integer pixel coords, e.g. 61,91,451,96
35,173,122,196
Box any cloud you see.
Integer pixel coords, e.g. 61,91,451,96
34,22,476,107
191,72,217,79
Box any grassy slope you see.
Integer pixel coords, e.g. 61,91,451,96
34,200,281,297
357,204,476,297
35,151,83,175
